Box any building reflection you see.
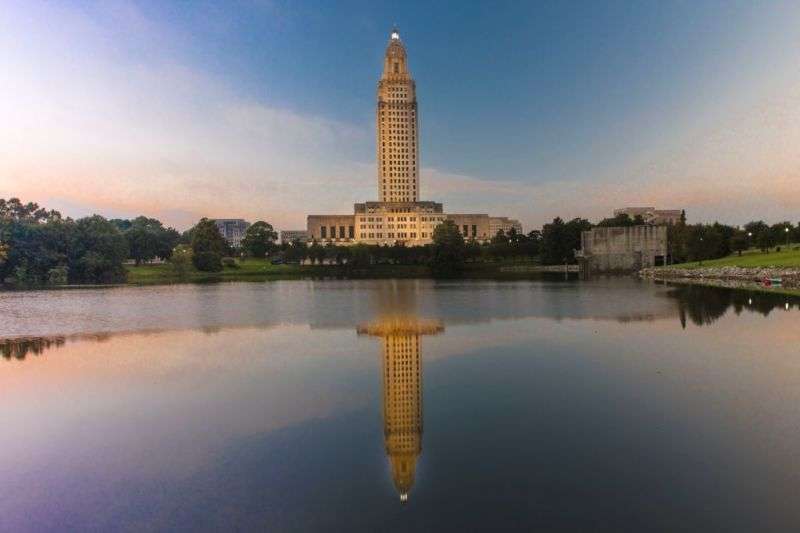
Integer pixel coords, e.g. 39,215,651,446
357,317,443,501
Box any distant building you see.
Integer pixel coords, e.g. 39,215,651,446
280,230,309,244
613,207,683,226
489,216,523,238
306,28,519,246
576,225,668,274
214,219,250,248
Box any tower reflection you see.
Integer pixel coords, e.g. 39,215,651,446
357,317,443,502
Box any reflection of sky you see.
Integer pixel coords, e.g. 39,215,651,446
3,302,800,529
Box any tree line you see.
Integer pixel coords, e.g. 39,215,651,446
3,197,798,285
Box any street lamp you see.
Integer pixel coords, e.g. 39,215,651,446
786,227,790,249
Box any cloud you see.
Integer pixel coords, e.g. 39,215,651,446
0,1,798,233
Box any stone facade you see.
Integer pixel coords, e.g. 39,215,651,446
448,214,491,240
214,219,250,248
489,216,523,237
306,28,521,246
307,214,356,243
577,225,668,273
378,29,419,203
279,230,309,244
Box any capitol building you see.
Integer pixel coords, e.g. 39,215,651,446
307,29,521,246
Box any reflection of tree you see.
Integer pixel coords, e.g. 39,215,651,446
1,336,65,360
667,285,798,328
357,317,443,502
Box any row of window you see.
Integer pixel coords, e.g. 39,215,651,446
319,226,354,239
361,232,425,239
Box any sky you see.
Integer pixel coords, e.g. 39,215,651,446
1,0,800,231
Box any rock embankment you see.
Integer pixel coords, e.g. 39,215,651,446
640,266,800,288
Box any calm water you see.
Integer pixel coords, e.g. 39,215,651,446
2,278,800,532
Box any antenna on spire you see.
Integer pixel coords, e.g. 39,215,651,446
391,25,400,40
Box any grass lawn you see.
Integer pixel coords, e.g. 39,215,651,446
125,257,551,285
126,258,311,284
673,245,800,269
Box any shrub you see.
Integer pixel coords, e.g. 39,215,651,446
221,257,238,268
47,266,69,285
169,244,193,277
192,251,223,272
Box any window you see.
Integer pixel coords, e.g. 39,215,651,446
348,226,354,238
472,225,477,237
339,226,345,238
320,226,327,239
329,226,335,239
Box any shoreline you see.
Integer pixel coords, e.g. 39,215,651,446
640,266,800,296
1,261,580,291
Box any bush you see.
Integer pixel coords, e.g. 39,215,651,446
169,244,192,277
221,257,238,268
192,251,223,272
47,266,68,285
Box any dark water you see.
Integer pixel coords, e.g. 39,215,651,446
2,279,800,532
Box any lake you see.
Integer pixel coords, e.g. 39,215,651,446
2,278,800,532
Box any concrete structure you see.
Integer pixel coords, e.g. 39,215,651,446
306,28,520,246
214,219,250,248
279,230,309,244
613,207,683,226
489,216,523,237
577,225,668,274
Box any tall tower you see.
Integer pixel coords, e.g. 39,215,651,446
377,28,419,203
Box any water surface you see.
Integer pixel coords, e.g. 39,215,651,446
2,279,800,531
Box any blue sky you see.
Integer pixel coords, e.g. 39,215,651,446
2,1,799,230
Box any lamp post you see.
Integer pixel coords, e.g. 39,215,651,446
786,227,790,250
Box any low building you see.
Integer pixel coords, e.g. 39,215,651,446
577,225,668,274
214,219,250,248
489,216,523,237
280,230,309,244
613,207,683,225
448,213,491,241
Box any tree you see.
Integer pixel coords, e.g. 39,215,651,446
541,217,591,265
284,239,308,264
730,230,748,256
190,218,227,271
431,220,465,272
67,215,129,283
757,231,774,253
596,213,637,227
241,221,278,258
169,244,193,277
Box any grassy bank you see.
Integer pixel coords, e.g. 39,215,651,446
125,258,562,285
673,245,800,269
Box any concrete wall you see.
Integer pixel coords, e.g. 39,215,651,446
579,225,668,273
447,214,490,241
307,215,356,243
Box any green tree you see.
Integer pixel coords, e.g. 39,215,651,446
431,220,465,272
241,221,278,258
541,217,591,265
730,230,748,256
169,244,193,277
68,215,129,283
190,218,227,271
596,213,636,227
284,239,308,264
